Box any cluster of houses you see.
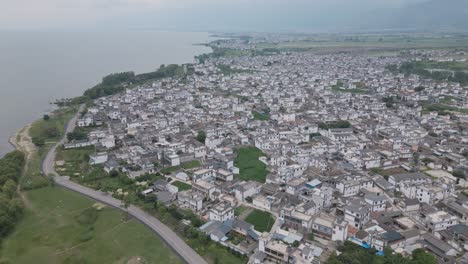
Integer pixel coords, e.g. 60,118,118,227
61,38,468,263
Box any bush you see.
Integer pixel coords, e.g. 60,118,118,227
76,208,99,225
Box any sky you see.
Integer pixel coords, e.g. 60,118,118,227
0,0,431,31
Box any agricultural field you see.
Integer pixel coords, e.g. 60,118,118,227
234,147,269,183
244,209,275,233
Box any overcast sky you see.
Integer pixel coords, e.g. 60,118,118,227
0,0,430,31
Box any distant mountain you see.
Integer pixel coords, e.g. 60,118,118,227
360,0,468,32
104,0,468,33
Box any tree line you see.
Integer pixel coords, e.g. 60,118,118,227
0,151,25,239
327,241,436,264
83,64,188,100
386,61,468,86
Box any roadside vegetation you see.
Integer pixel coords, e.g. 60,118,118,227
244,209,275,233
22,106,78,190
327,241,436,264
0,151,25,243
234,147,269,183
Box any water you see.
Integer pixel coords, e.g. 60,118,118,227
0,31,214,157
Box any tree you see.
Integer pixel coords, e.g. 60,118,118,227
122,196,131,221
414,86,425,92
44,127,59,138
109,170,119,178
32,137,45,147
196,131,206,144
2,179,17,198
411,249,436,264
453,170,465,179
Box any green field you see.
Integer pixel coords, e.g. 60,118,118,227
234,147,269,183
161,160,201,175
244,209,275,233
172,181,192,191
234,206,249,217
0,187,182,264
180,160,202,170
55,147,95,177
252,111,270,121
255,34,468,51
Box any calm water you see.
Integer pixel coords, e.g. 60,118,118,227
0,31,214,157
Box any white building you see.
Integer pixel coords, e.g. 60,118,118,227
209,202,234,223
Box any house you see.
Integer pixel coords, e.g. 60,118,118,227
199,221,231,242
425,211,458,234
178,190,204,211
253,195,274,211
388,172,430,186
422,233,459,261
234,181,261,201
344,202,371,229
193,169,215,182
209,202,235,223
259,237,290,263
281,205,313,230
89,153,108,165
364,193,387,212
216,169,234,182
192,180,216,200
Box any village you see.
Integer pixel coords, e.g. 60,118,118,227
56,38,468,264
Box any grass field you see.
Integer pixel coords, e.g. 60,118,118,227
180,160,201,170
172,181,192,191
55,147,95,177
255,35,468,51
234,206,249,217
161,160,201,175
252,111,270,121
234,147,269,183
0,187,182,264
244,209,275,233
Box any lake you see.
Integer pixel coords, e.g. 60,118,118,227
0,31,214,157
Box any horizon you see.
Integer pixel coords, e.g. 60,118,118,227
3,0,467,33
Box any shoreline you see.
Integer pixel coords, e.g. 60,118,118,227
8,123,35,155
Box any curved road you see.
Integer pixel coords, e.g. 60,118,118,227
42,105,207,264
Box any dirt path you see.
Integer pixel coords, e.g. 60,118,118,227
9,124,36,209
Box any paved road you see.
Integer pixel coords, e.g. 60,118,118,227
42,105,207,264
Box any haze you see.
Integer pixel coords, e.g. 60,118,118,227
3,0,463,32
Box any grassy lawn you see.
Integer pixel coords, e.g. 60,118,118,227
234,205,249,217
181,160,201,170
161,160,201,175
252,111,269,121
55,147,95,177
172,181,192,191
0,187,182,264
244,209,275,233
234,147,269,183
